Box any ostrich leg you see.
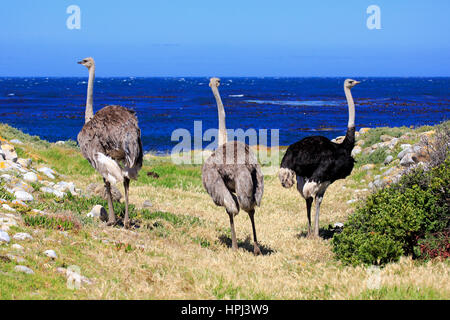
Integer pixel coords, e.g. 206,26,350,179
123,177,130,229
305,197,313,237
313,194,324,237
248,209,261,255
227,211,238,250
104,179,116,226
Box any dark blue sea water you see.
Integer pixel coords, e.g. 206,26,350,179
0,77,449,152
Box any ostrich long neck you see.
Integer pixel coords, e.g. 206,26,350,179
343,86,356,150
211,86,227,146
85,66,95,123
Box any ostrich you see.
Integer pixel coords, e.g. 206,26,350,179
77,57,143,229
279,79,360,238
202,78,264,255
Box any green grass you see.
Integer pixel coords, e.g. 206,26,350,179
138,161,203,191
360,126,412,148
354,147,389,167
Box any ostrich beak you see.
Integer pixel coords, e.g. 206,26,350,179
354,81,361,85
77,61,83,64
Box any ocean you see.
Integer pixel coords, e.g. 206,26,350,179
0,77,449,153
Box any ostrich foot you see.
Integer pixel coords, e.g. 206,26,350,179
307,232,318,239
253,243,262,256
106,218,116,227
123,218,131,229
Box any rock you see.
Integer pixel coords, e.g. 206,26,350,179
347,199,357,204
334,222,344,229
419,130,435,138
359,128,371,134
17,158,32,168
7,254,25,263
400,144,412,150
400,153,418,167
0,149,5,160
11,244,24,250
41,186,65,198
23,172,38,183
44,250,58,259
2,204,16,212
380,135,394,142
1,144,18,162
38,167,56,179
0,174,12,182
13,232,33,241
356,140,365,146
384,155,394,165
55,141,66,145
143,200,153,208
87,205,108,222
54,181,75,194
351,146,362,157
397,147,413,160
10,139,24,145
362,164,375,171
14,190,34,202
86,183,122,202
14,265,34,274
383,167,396,177
332,136,345,144
387,138,399,150
0,230,10,243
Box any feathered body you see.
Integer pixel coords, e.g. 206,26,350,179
279,79,360,237
280,127,355,198
202,141,264,216
202,77,264,254
77,105,143,185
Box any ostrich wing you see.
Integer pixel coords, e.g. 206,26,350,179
253,165,264,207
202,166,239,215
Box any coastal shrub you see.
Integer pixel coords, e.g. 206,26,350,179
361,126,411,148
355,147,388,166
419,121,450,168
23,213,81,231
332,160,449,265
416,231,450,260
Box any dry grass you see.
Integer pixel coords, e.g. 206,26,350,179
1,124,449,300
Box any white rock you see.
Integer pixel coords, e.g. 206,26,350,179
397,148,413,160
55,141,65,145
23,172,38,183
12,243,24,250
10,139,24,145
400,153,418,167
14,265,34,274
384,155,394,165
0,230,10,243
2,204,16,212
7,254,25,263
87,205,108,222
0,174,12,182
351,146,362,157
347,199,357,204
362,164,375,171
44,250,58,259
143,200,153,208
17,158,32,168
13,232,33,241
400,144,412,150
14,190,34,202
38,167,56,179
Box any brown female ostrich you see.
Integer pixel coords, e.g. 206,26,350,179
77,57,143,228
202,78,264,255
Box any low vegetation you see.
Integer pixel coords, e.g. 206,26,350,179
1,122,449,300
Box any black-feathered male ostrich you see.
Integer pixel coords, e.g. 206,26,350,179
279,79,360,238
77,57,143,229
202,78,264,255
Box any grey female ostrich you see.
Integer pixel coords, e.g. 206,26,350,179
202,78,264,255
279,79,360,238
77,57,143,228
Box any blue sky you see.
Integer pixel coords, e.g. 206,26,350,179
1,0,449,76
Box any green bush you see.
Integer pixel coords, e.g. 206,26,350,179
23,213,81,231
332,160,449,266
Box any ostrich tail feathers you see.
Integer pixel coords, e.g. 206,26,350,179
122,166,140,180
95,152,124,185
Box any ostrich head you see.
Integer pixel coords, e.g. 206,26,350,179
78,57,95,69
278,168,296,188
344,79,360,89
209,77,221,88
